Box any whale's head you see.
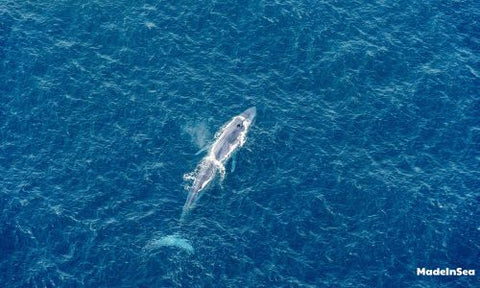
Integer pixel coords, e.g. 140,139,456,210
230,107,256,136
229,107,256,144
241,107,256,123
211,107,257,160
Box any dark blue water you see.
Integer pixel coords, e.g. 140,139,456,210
1,1,479,287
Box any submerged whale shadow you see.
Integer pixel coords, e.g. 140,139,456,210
145,233,194,255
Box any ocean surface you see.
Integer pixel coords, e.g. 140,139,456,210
1,0,479,287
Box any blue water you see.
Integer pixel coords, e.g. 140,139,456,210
1,1,479,287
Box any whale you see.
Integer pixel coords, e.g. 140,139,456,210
182,107,256,214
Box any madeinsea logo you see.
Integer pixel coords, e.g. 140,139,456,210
417,267,476,276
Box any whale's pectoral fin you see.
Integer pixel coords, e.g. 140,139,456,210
218,164,226,182
195,144,210,155
231,153,237,173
